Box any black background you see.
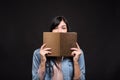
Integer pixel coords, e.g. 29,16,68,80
0,0,120,80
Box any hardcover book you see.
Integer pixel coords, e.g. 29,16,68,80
43,32,77,57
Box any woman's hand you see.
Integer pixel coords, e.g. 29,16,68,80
71,43,82,79
71,42,82,62
40,44,51,62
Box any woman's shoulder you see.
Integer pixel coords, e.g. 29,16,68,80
32,48,41,64
33,48,40,56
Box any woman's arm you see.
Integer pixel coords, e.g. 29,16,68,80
71,43,85,80
32,44,51,80
38,60,46,80
73,52,85,80
78,51,86,80
32,49,41,80
73,60,81,80
38,44,51,80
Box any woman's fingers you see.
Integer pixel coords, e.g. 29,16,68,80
71,42,80,50
40,43,52,56
40,43,46,49
43,48,51,51
71,51,76,56
43,48,52,55
76,42,80,49
41,44,51,51
71,51,80,56
44,51,52,55
70,48,78,51
71,51,80,61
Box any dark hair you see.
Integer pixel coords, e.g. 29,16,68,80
49,16,70,32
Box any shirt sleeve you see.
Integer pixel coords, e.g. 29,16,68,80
32,49,40,80
79,49,86,80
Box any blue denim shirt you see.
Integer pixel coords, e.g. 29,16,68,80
32,49,85,80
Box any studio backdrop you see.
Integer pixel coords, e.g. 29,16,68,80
0,0,120,80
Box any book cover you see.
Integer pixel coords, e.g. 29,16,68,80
43,32,77,57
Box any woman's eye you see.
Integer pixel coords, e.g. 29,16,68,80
62,27,66,29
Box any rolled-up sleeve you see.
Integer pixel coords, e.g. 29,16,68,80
79,50,86,80
32,49,40,80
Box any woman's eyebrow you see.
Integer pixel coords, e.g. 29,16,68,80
62,25,66,26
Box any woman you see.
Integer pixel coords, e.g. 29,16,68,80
32,16,85,80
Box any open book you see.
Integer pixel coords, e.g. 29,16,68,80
43,32,77,57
